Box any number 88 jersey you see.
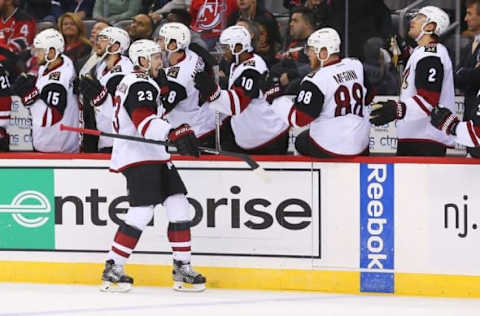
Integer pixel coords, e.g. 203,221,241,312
295,58,373,155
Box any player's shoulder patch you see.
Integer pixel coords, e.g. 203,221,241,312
167,67,180,79
49,71,61,81
424,43,438,53
135,72,149,80
110,65,122,73
306,71,316,78
244,59,256,67
118,82,128,94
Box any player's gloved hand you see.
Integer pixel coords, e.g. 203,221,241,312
154,68,170,96
78,75,107,107
168,124,200,157
369,100,406,126
264,84,283,104
194,71,220,102
12,74,38,106
431,106,459,135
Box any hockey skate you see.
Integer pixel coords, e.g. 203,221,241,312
100,260,133,293
172,260,206,292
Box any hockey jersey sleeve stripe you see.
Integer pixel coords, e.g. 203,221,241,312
139,115,157,137
41,108,49,127
472,123,480,143
412,95,432,115
228,87,251,115
467,121,480,147
417,88,440,107
293,108,315,127
0,114,9,119
50,108,62,125
0,96,12,111
131,107,156,130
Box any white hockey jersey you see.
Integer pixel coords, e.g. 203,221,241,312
162,49,216,138
110,71,172,172
208,54,289,149
29,55,80,153
398,42,455,146
94,55,133,149
273,58,373,155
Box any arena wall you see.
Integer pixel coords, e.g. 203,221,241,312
0,154,479,297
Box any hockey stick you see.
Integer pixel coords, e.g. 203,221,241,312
59,124,271,182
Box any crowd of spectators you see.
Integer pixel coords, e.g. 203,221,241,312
0,0,473,155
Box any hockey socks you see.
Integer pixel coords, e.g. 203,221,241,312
167,221,191,263
107,222,142,266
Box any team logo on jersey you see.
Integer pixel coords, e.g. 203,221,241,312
111,65,122,73
49,72,61,81
195,1,225,31
118,83,127,94
244,60,256,67
424,44,437,53
167,67,180,79
401,67,410,90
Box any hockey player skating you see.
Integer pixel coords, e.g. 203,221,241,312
11,28,80,153
194,25,290,154
78,26,133,153
268,28,374,158
102,39,206,293
369,6,455,156
157,22,217,148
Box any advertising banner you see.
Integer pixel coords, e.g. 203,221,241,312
360,163,394,293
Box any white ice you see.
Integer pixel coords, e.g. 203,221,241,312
0,283,479,316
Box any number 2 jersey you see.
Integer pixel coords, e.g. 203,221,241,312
29,55,80,152
273,58,373,155
110,71,172,172
398,42,455,146
94,55,133,149
208,54,289,149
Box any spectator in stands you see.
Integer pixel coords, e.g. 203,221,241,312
190,0,238,49
0,0,37,55
228,0,280,44
456,0,480,158
58,12,92,72
22,0,51,21
363,37,399,95
89,21,110,46
254,15,281,69
148,0,190,24
93,0,143,24
270,7,314,91
48,0,95,21
283,0,324,27
164,9,208,50
127,14,154,41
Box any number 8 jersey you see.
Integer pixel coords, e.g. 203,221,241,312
274,58,374,156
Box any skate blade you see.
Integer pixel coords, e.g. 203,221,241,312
173,281,205,292
100,281,132,293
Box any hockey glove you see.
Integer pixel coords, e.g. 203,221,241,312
369,100,406,126
78,75,108,107
194,71,220,102
12,74,39,106
431,106,459,136
168,124,200,157
154,69,170,96
264,84,283,104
